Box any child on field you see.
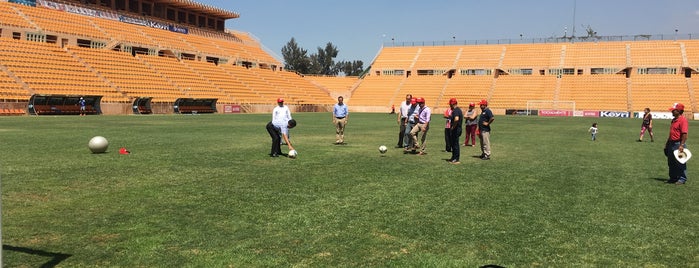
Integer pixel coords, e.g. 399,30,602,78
589,123,598,141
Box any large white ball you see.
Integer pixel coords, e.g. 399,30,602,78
288,149,297,158
88,136,109,153
379,145,387,154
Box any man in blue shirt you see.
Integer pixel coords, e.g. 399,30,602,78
477,99,494,160
333,96,349,144
79,97,86,116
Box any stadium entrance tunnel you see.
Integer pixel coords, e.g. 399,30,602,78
28,94,102,115
132,97,153,114
174,98,218,114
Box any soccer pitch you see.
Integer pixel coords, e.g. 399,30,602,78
0,113,696,267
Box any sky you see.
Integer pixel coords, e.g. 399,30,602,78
197,0,699,65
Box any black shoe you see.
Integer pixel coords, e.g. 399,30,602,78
665,178,678,184
481,156,490,160
270,154,279,157
637,139,643,142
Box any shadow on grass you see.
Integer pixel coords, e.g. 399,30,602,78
651,177,670,183
3,245,71,268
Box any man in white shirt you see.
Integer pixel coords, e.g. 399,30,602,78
396,94,412,148
272,98,292,144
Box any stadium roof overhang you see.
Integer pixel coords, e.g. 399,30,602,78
153,0,240,19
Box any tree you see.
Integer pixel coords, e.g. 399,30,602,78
336,60,364,76
281,38,365,76
281,38,310,73
308,42,339,75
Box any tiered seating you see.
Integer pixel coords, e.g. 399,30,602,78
88,17,152,46
564,42,627,68
349,75,403,106
225,31,278,63
396,76,448,107
490,75,556,109
371,47,419,71
0,39,123,101
304,75,359,96
412,46,460,70
683,41,699,68
558,75,628,111
276,71,336,104
180,60,258,103
500,43,561,68
630,74,689,112
14,4,106,39
68,46,178,102
442,75,491,106
0,1,35,28
138,55,230,101
219,64,279,103
455,45,503,69
140,27,195,52
629,41,683,67
0,68,30,101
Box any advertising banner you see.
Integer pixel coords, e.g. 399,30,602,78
539,110,572,117
599,111,630,118
583,111,600,117
224,105,241,113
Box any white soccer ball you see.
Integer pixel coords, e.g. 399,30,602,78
88,136,109,153
379,145,387,154
288,149,297,158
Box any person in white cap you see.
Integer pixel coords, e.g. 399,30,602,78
664,102,689,185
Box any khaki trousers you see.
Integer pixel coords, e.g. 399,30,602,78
334,117,347,142
479,131,491,157
410,123,429,152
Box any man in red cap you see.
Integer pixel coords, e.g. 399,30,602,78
410,97,431,155
272,97,292,144
447,98,463,164
477,99,494,160
664,102,689,184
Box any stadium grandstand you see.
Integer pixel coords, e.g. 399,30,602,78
354,39,699,118
0,0,697,118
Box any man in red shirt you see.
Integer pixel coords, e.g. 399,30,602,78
664,103,689,185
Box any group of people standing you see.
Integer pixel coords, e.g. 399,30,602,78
264,95,689,186
396,94,494,164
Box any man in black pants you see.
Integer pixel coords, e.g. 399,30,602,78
448,98,463,164
266,119,296,157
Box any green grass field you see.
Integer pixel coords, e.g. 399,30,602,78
1,113,697,267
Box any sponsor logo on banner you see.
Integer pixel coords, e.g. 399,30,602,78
539,110,572,117
647,112,674,120
506,109,536,116
600,111,630,118
224,105,241,113
583,111,600,117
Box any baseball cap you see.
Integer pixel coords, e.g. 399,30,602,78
416,97,425,103
668,103,685,111
479,99,488,105
410,98,417,105
277,98,284,103
448,98,458,105
469,102,475,107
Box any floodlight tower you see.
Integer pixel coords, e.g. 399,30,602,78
571,0,577,42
